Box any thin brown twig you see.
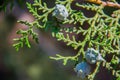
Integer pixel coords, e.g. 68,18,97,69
86,0,120,8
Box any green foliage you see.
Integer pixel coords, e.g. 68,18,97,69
13,0,120,79
13,20,39,51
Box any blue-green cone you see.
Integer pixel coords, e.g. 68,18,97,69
74,61,91,79
85,48,105,64
52,4,68,21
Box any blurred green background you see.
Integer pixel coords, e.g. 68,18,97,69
0,0,78,80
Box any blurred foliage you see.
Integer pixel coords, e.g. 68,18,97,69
0,0,26,11
13,0,120,80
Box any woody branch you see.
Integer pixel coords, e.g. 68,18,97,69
86,0,120,8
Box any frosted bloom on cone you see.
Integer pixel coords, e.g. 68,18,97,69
74,62,91,79
85,48,105,64
52,4,68,20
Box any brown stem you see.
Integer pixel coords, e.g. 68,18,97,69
86,0,120,8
